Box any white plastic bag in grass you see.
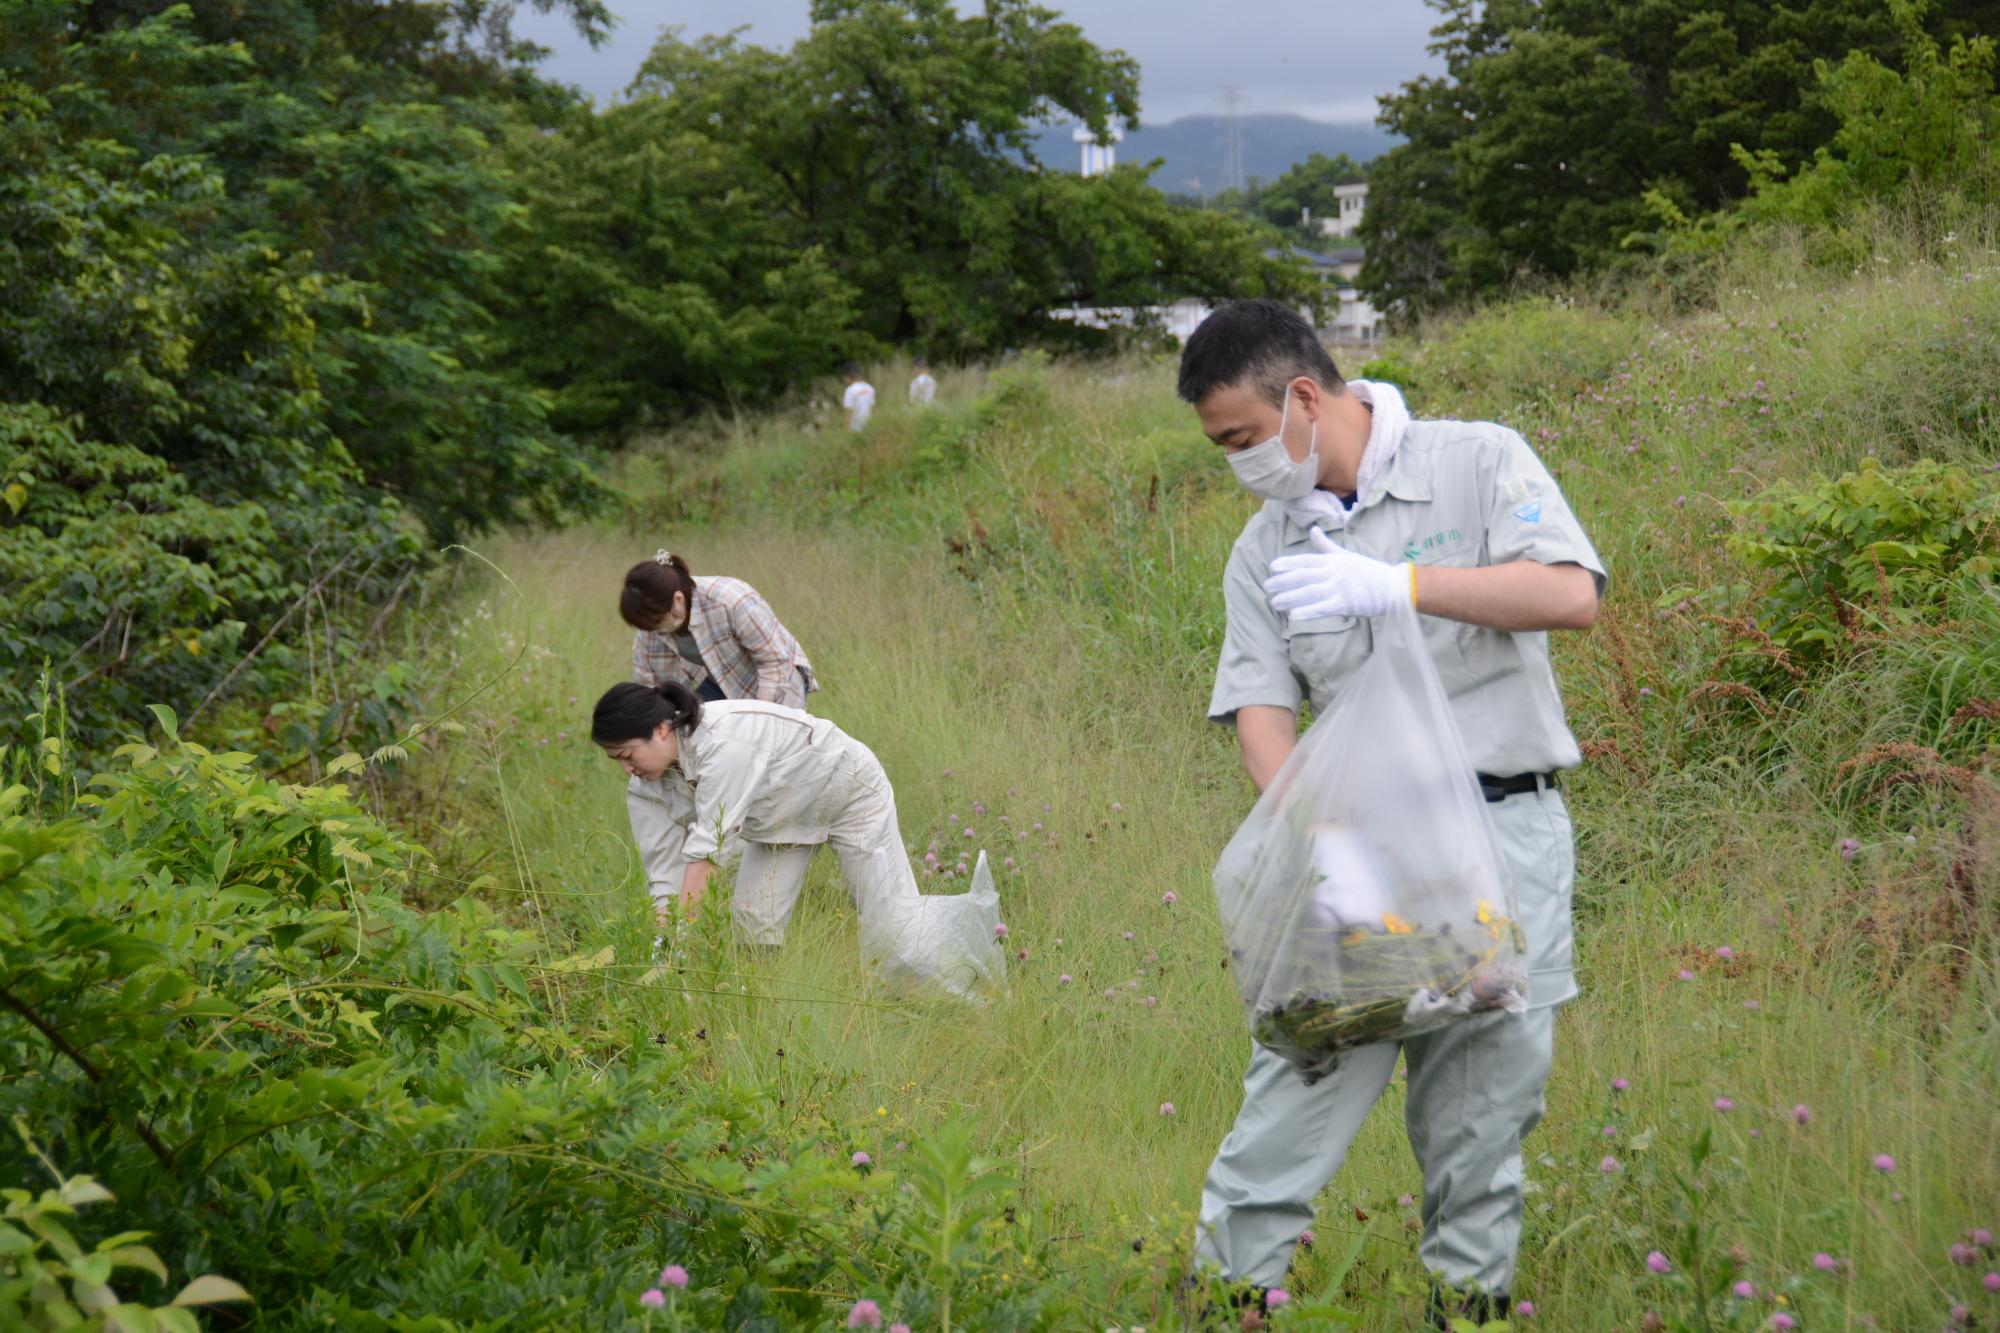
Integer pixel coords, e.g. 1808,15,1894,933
1213,599,1527,1084
860,850,1007,1000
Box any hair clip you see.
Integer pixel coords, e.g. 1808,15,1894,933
654,549,673,565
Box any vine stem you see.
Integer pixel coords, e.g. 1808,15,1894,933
0,986,175,1169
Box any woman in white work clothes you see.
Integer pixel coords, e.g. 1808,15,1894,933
1179,301,1604,1326
619,551,819,938
593,682,919,944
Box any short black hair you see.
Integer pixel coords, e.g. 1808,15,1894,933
1176,299,1343,408
843,360,863,379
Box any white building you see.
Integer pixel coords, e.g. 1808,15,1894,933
1319,181,1369,239
1073,124,1123,178
1318,245,1379,347
1046,296,1211,343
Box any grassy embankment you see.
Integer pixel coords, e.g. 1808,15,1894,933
420,228,2000,1329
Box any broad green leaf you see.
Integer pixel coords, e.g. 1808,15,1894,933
94,1232,152,1251
493,962,530,1000
146,705,179,742
71,1247,119,1285
462,965,498,1004
171,1275,254,1307
104,1306,160,1333
24,1212,83,1261
105,1246,169,1283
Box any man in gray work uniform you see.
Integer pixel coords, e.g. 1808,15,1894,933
1179,300,1604,1325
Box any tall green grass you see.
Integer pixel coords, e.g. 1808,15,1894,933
418,237,2000,1328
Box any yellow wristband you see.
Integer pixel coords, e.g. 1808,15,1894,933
1407,561,1419,609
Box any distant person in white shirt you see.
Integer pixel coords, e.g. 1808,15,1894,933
909,357,938,407
841,362,876,430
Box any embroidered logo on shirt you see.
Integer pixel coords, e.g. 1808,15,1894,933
1512,501,1543,524
1502,475,1539,506
1403,528,1465,561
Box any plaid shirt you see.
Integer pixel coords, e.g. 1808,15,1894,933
631,575,816,706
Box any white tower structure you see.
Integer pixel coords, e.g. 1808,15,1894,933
1219,84,1247,192
1073,123,1123,177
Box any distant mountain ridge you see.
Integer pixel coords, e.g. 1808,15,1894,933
1031,113,1395,195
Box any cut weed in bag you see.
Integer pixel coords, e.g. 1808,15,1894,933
1214,600,1527,1083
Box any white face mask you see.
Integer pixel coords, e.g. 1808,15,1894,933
1227,391,1320,501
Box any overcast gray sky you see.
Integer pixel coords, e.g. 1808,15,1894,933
513,1,1446,125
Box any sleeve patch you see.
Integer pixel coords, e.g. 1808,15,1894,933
1512,500,1543,523
1502,474,1540,506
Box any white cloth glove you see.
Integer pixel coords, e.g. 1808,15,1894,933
1264,527,1412,619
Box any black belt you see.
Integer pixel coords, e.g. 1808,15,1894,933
1477,771,1559,803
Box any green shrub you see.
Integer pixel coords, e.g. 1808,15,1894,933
1870,572,2000,762
1739,15,2000,229
1354,352,1421,394
0,57,417,756
1722,457,1999,677
0,1155,251,1331
1631,9,2000,263
0,7,608,757
0,708,1131,1328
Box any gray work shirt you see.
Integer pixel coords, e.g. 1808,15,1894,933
1209,417,1606,776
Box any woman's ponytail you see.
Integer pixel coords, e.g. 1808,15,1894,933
591,680,703,745
653,680,701,731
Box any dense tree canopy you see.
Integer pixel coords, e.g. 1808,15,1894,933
1361,0,2000,314
0,1,608,747
496,0,1317,433
2,0,1322,742
20,0,1983,748
1254,153,1369,239
1176,153,1371,244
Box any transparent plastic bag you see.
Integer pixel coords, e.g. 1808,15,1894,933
860,850,1008,1000
1214,600,1527,1083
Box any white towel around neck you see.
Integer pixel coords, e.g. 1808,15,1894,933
1282,379,1411,533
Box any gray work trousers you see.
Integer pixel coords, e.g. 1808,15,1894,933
1194,787,1576,1296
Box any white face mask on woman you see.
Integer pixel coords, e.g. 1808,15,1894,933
1227,390,1320,501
